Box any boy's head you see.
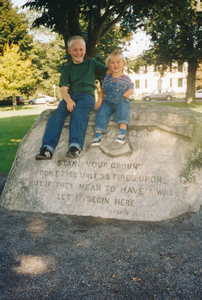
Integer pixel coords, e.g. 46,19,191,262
106,51,127,68
67,36,86,64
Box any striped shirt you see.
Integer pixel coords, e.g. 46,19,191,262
101,74,133,91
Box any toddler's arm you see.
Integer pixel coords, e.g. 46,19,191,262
61,86,76,112
95,89,104,110
123,88,134,99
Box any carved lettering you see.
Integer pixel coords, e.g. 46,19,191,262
55,182,73,189
156,189,174,196
30,180,52,187
86,196,109,204
112,174,162,183
61,171,78,178
79,172,110,180
39,170,60,177
86,161,109,168
105,185,115,192
79,184,101,191
57,160,82,167
121,185,144,194
115,198,136,207
57,193,71,201
110,208,129,215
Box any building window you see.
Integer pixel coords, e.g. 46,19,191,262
170,78,172,88
145,79,147,89
143,65,147,74
178,78,183,87
135,80,140,89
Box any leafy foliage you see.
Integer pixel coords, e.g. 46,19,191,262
139,0,202,102
180,143,202,182
0,43,36,97
22,0,156,57
30,37,66,97
0,0,33,54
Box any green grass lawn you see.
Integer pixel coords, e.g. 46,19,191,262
0,105,54,173
0,114,38,173
153,101,202,112
1,101,202,173
132,100,202,113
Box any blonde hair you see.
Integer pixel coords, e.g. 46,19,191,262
67,36,86,49
106,51,127,67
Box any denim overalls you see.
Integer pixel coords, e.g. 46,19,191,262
94,76,131,134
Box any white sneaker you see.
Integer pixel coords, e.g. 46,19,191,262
91,136,102,146
115,134,126,144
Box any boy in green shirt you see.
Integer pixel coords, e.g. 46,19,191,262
35,36,108,159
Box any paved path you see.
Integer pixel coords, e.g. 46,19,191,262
0,176,201,300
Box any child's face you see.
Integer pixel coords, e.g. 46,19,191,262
109,56,125,75
68,40,86,64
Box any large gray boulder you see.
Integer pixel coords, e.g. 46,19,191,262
1,104,202,221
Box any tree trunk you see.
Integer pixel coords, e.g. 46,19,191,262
56,0,82,57
185,59,198,104
86,31,101,58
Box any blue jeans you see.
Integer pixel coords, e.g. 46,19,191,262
94,99,130,134
41,93,95,154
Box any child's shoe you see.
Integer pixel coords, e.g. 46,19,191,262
35,147,52,160
66,146,80,158
91,136,102,147
115,134,126,144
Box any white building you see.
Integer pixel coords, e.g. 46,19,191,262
128,63,187,96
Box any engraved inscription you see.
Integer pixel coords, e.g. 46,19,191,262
26,158,188,220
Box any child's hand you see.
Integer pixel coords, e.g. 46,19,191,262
67,99,76,112
61,86,76,112
123,89,134,99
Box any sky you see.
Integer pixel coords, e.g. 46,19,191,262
125,30,151,57
11,0,25,8
11,0,27,7
11,0,151,56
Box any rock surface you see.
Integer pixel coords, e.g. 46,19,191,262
1,104,202,221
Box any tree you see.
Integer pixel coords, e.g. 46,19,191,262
0,0,33,54
196,63,202,90
0,43,36,97
140,0,202,103
22,0,155,58
30,37,66,97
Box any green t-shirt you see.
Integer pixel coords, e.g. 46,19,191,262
59,58,108,97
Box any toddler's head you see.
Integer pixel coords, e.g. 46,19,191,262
106,51,127,68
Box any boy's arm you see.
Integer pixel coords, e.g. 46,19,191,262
61,86,76,112
95,89,104,110
94,59,109,77
106,68,111,75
